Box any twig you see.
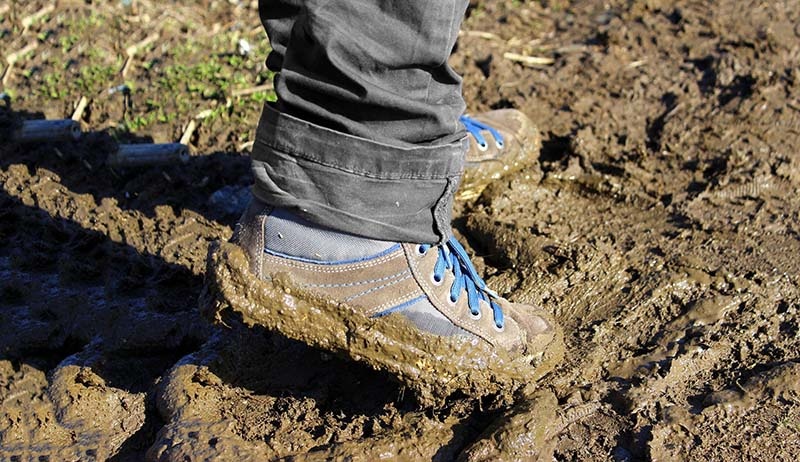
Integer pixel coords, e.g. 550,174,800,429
179,119,197,145
5,42,38,65
628,59,647,69
506,37,524,47
554,44,590,54
178,109,215,146
2,41,39,85
195,109,214,119
124,13,153,24
503,52,554,67
22,4,55,31
125,32,159,57
458,30,501,41
120,32,159,77
71,96,89,121
231,83,274,97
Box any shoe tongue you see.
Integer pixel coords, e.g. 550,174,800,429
264,208,396,262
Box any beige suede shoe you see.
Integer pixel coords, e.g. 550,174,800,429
459,110,542,200
202,198,564,405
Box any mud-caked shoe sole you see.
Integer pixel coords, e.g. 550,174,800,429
200,241,565,407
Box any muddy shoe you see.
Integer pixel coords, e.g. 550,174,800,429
458,109,542,200
201,199,564,406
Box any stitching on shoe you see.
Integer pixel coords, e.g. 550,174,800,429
304,269,409,289
263,244,401,266
263,250,403,273
255,206,270,279
371,291,425,313
344,273,413,302
256,215,264,278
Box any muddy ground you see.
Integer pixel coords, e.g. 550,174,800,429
1,0,799,460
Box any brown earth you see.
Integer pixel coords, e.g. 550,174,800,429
2,0,800,460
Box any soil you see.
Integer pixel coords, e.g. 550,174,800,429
2,0,800,460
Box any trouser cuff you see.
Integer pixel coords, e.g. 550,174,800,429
250,103,467,244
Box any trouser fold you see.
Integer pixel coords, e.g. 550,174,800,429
251,104,467,243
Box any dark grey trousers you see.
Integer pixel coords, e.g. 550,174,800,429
251,0,470,244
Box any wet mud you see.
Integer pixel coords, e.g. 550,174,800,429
201,240,565,408
2,0,800,460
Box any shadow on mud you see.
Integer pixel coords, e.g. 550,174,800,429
1,106,252,227
0,115,495,458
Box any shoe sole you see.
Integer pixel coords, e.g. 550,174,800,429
200,241,565,407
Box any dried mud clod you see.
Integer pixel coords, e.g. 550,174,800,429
199,240,565,408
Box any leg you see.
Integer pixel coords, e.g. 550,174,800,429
258,0,301,73
259,0,540,208
203,0,564,401
253,0,470,244
261,0,468,145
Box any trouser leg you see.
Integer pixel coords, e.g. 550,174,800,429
257,0,300,72
252,0,470,244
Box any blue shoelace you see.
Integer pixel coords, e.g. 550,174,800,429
460,115,505,151
418,237,505,329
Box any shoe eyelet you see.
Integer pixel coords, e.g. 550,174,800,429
493,322,505,332
417,245,427,256
495,139,504,149
448,294,458,305
430,273,443,286
477,141,489,152
469,309,482,321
